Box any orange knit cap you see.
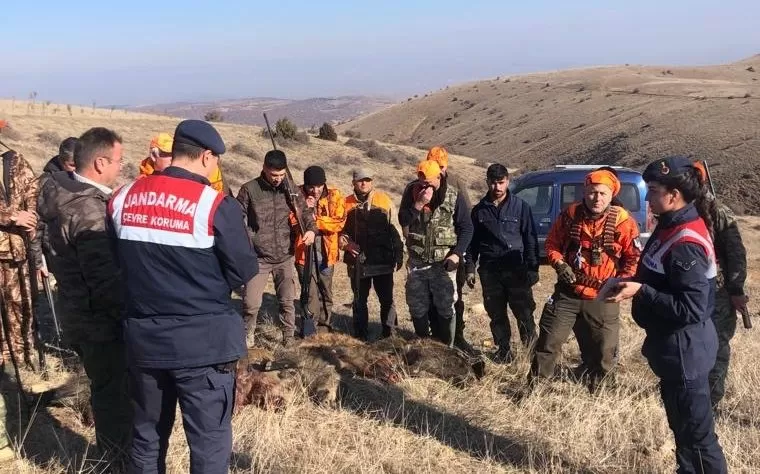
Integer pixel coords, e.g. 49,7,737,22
417,160,442,181
426,146,449,168
585,169,621,197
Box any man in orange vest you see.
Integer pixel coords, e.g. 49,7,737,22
294,166,346,331
140,133,227,194
530,168,641,391
139,133,174,178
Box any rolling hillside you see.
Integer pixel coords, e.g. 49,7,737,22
340,55,760,214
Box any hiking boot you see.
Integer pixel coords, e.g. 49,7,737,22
492,346,514,364
453,335,475,355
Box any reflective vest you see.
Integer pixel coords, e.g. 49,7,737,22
640,218,717,279
110,175,223,250
406,184,458,263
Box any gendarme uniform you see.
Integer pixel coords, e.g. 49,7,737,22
633,156,727,474
108,120,258,473
398,160,473,346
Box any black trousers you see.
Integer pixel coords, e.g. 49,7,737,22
660,375,727,474
128,363,236,474
350,269,396,340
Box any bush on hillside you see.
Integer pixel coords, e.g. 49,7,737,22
0,126,23,141
317,123,338,141
275,118,298,140
37,131,62,147
230,142,260,160
344,129,362,138
204,110,224,122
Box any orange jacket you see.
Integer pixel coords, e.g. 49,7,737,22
294,186,346,266
138,157,225,193
546,202,641,299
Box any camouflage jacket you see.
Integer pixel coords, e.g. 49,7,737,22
713,204,747,296
37,171,123,344
0,151,40,262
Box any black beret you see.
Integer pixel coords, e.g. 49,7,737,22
173,119,226,155
642,156,694,182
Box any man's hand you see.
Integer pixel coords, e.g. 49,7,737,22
443,253,460,272
305,196,317,209
466,272,477,289
554,262,577,285
345,241,361,257
13,210,38,231
413,185,434,210
302,230,316,246
526,270,539,287
731,294,749,314
606,281,642,303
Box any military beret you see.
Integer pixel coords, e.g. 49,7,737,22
643,156,694,182
173,119,226,155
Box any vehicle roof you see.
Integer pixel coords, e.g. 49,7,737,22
512,165,643,184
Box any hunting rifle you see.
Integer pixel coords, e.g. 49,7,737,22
262,114,330,337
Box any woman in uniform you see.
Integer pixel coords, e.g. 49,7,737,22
609,156,727,474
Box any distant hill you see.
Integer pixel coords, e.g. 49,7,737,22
340,55,760,215
127,96,396,128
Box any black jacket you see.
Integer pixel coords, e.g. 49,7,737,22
467,191,539,272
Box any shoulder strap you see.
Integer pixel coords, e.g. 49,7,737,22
2,152,13,204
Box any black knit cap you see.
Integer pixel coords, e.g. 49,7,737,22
304,166,326,186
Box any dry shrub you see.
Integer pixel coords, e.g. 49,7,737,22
473,158,490,168
0,126,23,141
344,129,362,138
317,123,338,141
230,142,260,159
345,138,373,152
37,130,62,147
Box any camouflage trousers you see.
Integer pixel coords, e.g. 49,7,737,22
405,261,457,346
0,260,35,366
0,394,7,450
709,288,737,407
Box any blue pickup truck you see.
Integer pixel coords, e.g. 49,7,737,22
508,165,654,257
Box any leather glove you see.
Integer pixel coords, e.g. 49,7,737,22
555,262,577,285
526,270,539,287
466,273,477,289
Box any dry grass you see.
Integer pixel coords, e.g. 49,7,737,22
1,103,759,473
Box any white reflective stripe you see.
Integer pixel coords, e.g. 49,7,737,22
642,228,717,277
193,186,221,239
111,181,219,249
116,224,214,248
109,180,137,230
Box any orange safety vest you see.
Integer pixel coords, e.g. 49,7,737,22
294,186,346,266
546,202,641,299
138,157,224,193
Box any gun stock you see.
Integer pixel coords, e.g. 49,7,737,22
740,306,753,329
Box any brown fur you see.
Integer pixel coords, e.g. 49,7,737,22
234,331,486,412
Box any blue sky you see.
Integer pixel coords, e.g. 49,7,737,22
3,0,759,105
